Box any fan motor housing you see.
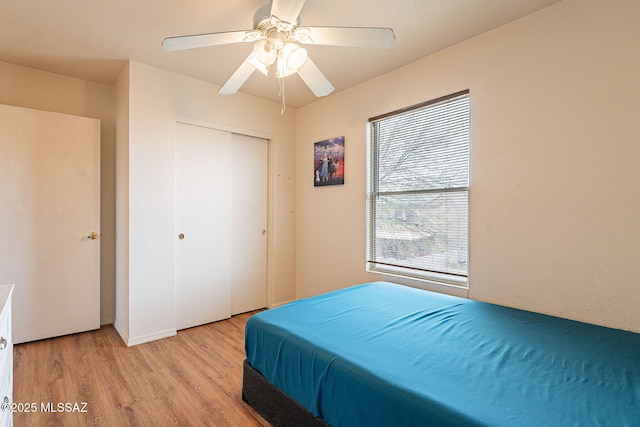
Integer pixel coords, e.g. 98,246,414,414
253,3,301,32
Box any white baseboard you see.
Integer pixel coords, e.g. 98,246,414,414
269,299,295,308
113,321,177,347
100,315,113,326
125,328,177,347
113,320,129,345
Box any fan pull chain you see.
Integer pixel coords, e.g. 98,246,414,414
279,76,286,115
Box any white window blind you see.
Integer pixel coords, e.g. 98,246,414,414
367,90,469,286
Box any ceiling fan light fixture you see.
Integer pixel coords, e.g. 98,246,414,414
248,53,269,76
284,43,308,70
276,43,305,78
253,40,277,66
273,42,307,78
275,60,294,78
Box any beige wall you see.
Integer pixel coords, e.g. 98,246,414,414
3,0,639,339
114,62,130,337
0,59,299,344
295,0,640,332
0,60,117,325
116,61,297,345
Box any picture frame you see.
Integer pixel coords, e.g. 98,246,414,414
314,136,344,187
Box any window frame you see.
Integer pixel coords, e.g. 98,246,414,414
366,90,470,288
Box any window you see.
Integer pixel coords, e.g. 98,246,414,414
366,90,470,286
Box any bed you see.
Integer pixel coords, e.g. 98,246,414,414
242,281,640,426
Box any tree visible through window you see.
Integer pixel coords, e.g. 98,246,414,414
367,90,469,286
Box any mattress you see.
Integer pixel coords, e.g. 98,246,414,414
244,282,640,426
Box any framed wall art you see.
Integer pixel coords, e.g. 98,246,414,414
314,136,344,187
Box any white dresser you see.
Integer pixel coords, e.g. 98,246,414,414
0,285,14,427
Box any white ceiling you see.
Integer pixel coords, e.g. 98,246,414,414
0,0,562,108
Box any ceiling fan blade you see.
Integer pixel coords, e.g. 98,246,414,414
296,58,334,97
162,30,251,51
270,0,306,26
219,53,258,95
295,26,395,49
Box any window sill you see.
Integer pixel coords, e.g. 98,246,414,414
367,265,469,290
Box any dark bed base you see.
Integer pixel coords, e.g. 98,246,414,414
242,359,329,427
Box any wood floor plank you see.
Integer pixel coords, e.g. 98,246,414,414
12,311,270,427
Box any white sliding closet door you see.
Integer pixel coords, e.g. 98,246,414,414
230,133,268,315
0,104,100,343
175,124,268,330
175,124,232,330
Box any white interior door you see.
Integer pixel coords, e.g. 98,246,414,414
175,123,232,330
230,133,268,315
0,104,100,344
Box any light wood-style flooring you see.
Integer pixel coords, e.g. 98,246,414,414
13,311,270,426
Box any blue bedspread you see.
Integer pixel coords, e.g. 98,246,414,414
245,282,640,426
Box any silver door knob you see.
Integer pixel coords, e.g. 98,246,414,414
178,233,185,240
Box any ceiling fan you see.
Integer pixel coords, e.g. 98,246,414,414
162,0,395,101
